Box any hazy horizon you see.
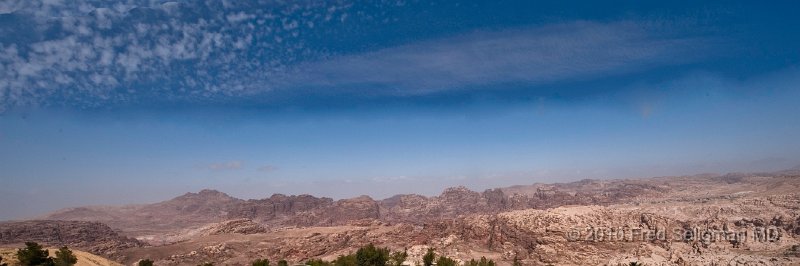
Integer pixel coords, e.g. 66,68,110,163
2,1,800,221
7,167,800,221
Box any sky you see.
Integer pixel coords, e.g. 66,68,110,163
1,0,799,220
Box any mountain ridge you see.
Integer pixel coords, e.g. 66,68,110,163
38,172,761,236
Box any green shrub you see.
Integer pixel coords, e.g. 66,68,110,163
355,244,389,266
53,246,77,266
17,242,54,266
252,258,270,266
138,259,154,266
422,248,435,266
435,256,457,266
333,254,356,266
389,249,408,266
306,258,333,266
466,257,495,266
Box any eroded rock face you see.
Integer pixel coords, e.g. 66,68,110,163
0,220,143,255
229,194,334,222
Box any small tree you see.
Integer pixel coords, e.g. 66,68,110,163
422,248,435,266
435,256,457,266
466,257,495,266
0,255,8,266
17,242,54,266
53,246,78,266
278,260,289,266
332,254,356,266
306,258,333,266
468,258,497,266
389,249,408,266
355,244,389,266
138,259,154,266
198,263,214,266
252,258,270,266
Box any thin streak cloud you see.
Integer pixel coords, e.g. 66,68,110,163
278,21,716,95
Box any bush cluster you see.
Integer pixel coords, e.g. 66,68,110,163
14,242,78,266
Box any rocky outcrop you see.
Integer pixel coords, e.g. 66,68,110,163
200,219,267,235
229,194,334,222
0,220,143,255
378,187,512,222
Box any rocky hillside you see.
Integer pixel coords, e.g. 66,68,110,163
0,220,143,258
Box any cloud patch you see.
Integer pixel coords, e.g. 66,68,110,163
207,161,243,171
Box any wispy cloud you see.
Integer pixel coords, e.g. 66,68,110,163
207,161,243,171
0,0,716,111
0,0,362,111
278,21,715,95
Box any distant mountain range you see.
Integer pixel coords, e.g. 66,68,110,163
39,177,673,236
1,170,798,265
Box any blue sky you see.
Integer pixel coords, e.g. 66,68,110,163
1,1,799,220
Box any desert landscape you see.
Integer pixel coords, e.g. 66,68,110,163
2,170,799,265
2,1,800,266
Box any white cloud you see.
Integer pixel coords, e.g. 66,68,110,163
278,21,715,95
